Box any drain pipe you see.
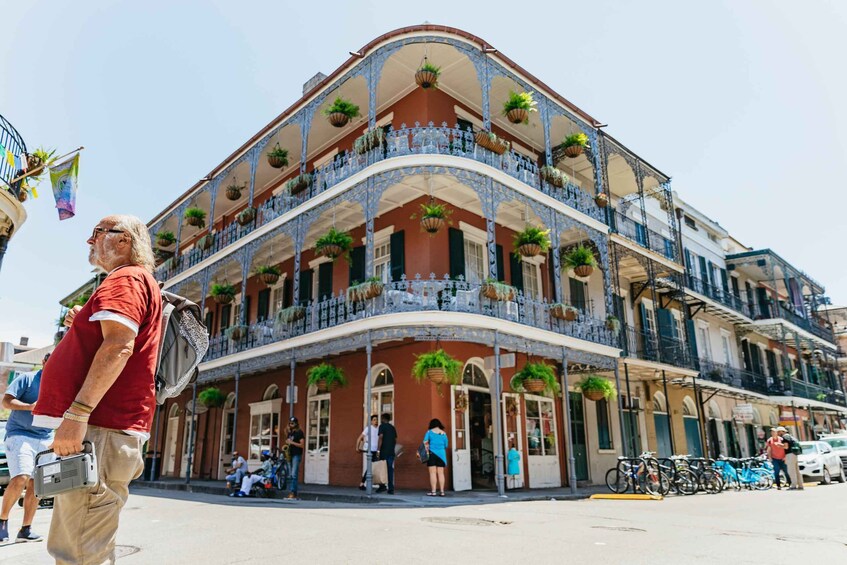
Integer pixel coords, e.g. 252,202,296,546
365,331,373,495
492,331,506,497
561,347,577,494
186,382,198,484
149,404,161,481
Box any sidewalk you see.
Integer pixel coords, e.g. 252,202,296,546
131,477,604,506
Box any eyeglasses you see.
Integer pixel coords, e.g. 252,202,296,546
90,227,125,240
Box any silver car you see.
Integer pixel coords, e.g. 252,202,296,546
820,435,847,473
798,441,846,485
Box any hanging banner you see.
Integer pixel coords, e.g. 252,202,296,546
49,153,80,220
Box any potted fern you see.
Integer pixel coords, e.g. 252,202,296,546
474,130,510,155
286,173,312,196
307,363,348,393
480,278,516,302
415,59,441,89
198,386,227,408
605,315,622,336
513,226,550,259
412,349,461,387
511,362,560,395
276,305,306,324
562,244,597,278
347,277,384,302
563,133,589,158
266,143,289,169
156,231,176,248
237,207,257,227
211,282,236,304
353,128,386,154
184,207,206,228
411,200,452,234
550,303,579,322
315,227,353,261
197,232,215,251
256,265,281,285
225,182,245,201
324,97,360,128
594,192,609,208
502,91,538,125
575,375,616,402
539,165,568,188
226,325,248,341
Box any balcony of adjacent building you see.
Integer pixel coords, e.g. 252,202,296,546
0,112,29,274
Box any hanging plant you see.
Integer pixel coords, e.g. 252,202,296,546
324,97,360,128
415,60,441,89
561,244,597,278
286,173,312,196
513,226,551,259
502,91,538,125
480,279,516,302
226,183,244,201
226,325,248,342
594,193,609,208
266,143,289,169
353,128,386,154
156,231,176,248
505,396,519,417
411,200,453,235
307,363,348,393
474,130,510,155
184,207,207,228
198,387,227,408
347,277,384,302
211,282,236,304
510,362,560,395
562,133,589,158
454,391,469,412
550,303,579,322
197,232,215,251
539,165,568,188
276,305,306,324
315,227,353,261
237,207,257,227
574,375,616,402
605,315,622,336
255,265,281,285
412,349,461,388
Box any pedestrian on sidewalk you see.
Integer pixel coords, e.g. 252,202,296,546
225,451,248,490
507,439,521,489
32,215,163,564
766,428,790,489
423,419,448,497
285,417,305,499
232,452,273,497
777,427,803,490
358,414,380,491
377,413,397,494
0,354,54,543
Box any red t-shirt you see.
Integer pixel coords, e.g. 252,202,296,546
767,436,787,460
35,265,162,433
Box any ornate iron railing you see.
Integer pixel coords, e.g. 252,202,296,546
205,274,618,362
0,113,27,197
620,324,693,369
697,358,771,396
610,210,676,261
685,274,753,319
789,378,846,407
752,300,835,343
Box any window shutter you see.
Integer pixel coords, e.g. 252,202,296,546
510,253,524,291
685,319,699,369
698,256,709,286
318,262,333,300
720,268,729,293
299,270,313,305
750,345,762,375
283,277,292,308
220,304,232,334
204,311,214,337
765,350,778,377
257,289,270,322
390,230,405,282
243,296,251,325
495,244,504,283
349,246,365,286
741,339,752,371
569,277,586,311
448,228,465,280
656,308,677,364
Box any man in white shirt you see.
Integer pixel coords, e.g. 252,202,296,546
357,414,380,490
225,451,248,489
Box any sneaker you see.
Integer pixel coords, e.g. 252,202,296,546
387,490,395,495
16,529,42,543
376,485,387,493
286,493,297,499
0,520,8,543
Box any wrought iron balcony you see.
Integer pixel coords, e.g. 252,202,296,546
685,274,753,319
609,210,677,262
697,358,771,396
788,379,847,407
619,324,693,369
204,274,618,362
156,122,603,282
751,300,835,343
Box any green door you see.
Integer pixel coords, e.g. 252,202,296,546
723,421,741,458
684,417,703,457
622,408,642,457
568,392,589,481
653,413,672,457
745,424,757,456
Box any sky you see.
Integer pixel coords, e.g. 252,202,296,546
1,0,846,347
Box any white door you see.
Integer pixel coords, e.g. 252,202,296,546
305,395,330,484
525,395,561,488
502,393,525,489
451,385,472,491
180,415,198,477
164,417,178,475
219,408,235,478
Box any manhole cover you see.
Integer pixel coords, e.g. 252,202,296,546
591,525,646,533
421,517,511,527
116,545,141,559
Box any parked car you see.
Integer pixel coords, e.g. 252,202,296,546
0,421,9,493
820,434,847,473
798,441,845,484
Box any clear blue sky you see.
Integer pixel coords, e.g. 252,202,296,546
2,0,845,347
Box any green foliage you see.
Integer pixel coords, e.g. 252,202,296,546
477,130,511,151
306,363,348,387
210,282,236,297
267,143,289,163
539,165,569,185
255,265,281,276
561,244,598,270
285,173,312,193
411,349,462,384
513,226,551,257
563,133,589,149
156,231,176,245
324,97,361,119
347,277,384,302
605,315,622,335
184,207,207,228
25,146,57,184
510,362,560,395
574,375,617,400
411,200,453,221
481,279,517,301
419,61,441,76
503,91,538,113
276,305,305,324
198,387,227,408
353,128,386,153
315,227,354,259
816,392,827,402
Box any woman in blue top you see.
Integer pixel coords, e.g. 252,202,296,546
423,419,449,496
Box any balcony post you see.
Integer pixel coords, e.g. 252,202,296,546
692,375,708,458
233,364,240,453
492,331,505,497
541,99,552,165
589,129,605,198
613,363,626,459
365,332,373,495
292,217,304,304
207,177,220,237
794,331,809,382
560,347,577,494
185,381,197,484
484,179,498,280
299,110,313,175
365,179,375,279
288,358,296,420
239,246,254,326
367,58,377,129
778,324,792,392
661,370,676,455
550,222,562,304
247,147,259,207
482,56,491,130
635,161,651,251
623,363,636,457
173,202,189,261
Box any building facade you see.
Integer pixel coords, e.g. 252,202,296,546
0,113,28,274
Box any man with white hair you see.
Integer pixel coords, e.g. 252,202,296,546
33,215,163,563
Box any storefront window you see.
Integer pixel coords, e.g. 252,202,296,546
248,396,282,462
526,398,557,456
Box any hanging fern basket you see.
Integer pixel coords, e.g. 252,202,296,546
426,368,447,385
582,388,606,402
260,272,280,285
594,193,609,208
518,243,542,257
213,293,234,305
237,208,256,226
320,244,344,259
415,69,439,89
315,379,341,393
226,185,242,201
328,112,349,128
573,265,594,278
421,216,444,234
474,131,509,155
551,305,577,322
563,145,584,158
506,108,528,124
268,154,287,169
197,234,215,251
522,379,546,393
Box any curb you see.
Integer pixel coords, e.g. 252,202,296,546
589,494,663,501
131,481,380,504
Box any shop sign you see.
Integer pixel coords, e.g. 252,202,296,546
733,403,753,423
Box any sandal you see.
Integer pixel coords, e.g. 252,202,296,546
426,491,437,496
439,492,445,497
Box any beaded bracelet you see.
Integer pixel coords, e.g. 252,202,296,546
63,410,90,423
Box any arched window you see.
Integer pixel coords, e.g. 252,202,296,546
462,362,489,388
652,392,667,413
168,403,180,418
682,396,697,417
769,411,779,427
263,384,280,401
708,400,721,420
752,408,762,426
369,364,394,419
373,367,394,387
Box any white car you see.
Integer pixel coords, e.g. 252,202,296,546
820,435,847,473
798,441,845,484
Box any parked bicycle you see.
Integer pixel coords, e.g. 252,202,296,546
605,452,669,495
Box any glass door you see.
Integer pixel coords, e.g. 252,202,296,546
451,385,472,491
502,393,524,489
305,395,330,484
568,392,589,481
525,395,561,488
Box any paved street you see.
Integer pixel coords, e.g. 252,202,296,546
2,483,846,564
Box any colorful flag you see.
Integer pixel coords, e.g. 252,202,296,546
5,150,14,168
19,154,27,172
49,153,80,220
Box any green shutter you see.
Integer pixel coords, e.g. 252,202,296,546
569,277,586,311
390,230,405,282
283,277,292,308
204,311,214,337
220,304,232,334
448,228,465,280
243,296,251,325
257,289,270,322
686,319,699,369
349,246,365,285
656,308,677,364
698,256,709,286
510,253,524,291
750,344,762,375
495,244,504,283
720,268,729,293
299,270,313,305
741,339,752,371
318,262,333,300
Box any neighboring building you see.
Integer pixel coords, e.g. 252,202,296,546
59,25,846,490
0,113,28,274
0,339,37,394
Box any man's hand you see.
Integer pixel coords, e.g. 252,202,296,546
64,305,83,328
51,419,87,456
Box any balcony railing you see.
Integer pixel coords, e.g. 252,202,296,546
789,379,847,407
697,358,771,396
752,300,835,343
610,210,677,262
205,275,618,362
155,122,603,282
620,324,692,369
685,274,753,319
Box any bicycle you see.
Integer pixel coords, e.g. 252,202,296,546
605,452,668,495
660,456,698,496
687,457,723,494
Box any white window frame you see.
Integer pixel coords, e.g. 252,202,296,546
697,320,712,361
522,255,544,300
757,344,770,376
361,225,394,284
269,274,287,319
247,397,282,464
459,221,488,284
720,329,733,367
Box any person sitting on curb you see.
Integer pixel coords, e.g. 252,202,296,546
225,451,248,490
231,452,273,497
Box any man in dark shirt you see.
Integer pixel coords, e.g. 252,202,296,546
285,417,305,499
377,413,397,494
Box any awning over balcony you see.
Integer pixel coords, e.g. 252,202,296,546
768,395,847,414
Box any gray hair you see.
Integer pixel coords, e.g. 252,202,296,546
108,215,156,273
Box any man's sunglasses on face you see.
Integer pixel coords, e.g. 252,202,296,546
90,227,125,240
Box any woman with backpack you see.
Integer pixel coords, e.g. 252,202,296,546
777,426,803,490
